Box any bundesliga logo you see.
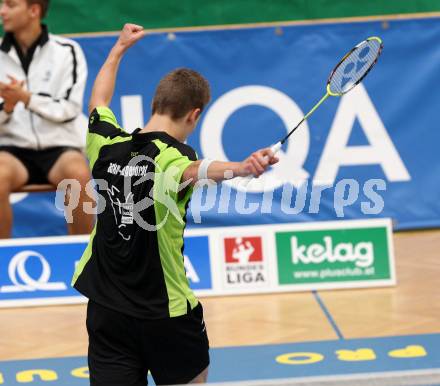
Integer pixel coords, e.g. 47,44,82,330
223,237,267,286
224,237,263,264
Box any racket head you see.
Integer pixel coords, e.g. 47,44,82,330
327,36,383,96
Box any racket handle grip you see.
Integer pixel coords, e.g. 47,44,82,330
237,141,282,185
269,141,282,156
261,142,282,162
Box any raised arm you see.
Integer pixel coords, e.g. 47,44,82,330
182,148,279,185
89,23,146,114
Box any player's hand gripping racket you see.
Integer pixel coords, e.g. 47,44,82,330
240,36,383,184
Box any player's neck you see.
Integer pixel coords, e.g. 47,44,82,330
13,22,42,55
141,114,188,142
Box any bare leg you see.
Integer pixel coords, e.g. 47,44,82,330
0,152,29,239
189,367,209,384
48,150,95,235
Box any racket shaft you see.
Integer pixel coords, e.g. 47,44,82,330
240,91,330,184
281,92,330,144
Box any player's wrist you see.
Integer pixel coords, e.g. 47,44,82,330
110,45,126,59
234,162,250,178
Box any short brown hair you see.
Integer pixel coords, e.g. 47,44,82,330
152,68,211,120
26,0,49,18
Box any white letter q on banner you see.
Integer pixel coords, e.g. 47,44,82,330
200,86,310,192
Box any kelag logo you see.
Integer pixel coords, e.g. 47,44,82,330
276,227,391,285
183,236,212,290
0,241,87,302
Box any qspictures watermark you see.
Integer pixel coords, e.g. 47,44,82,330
56,155,191,233
55,168,387,232
190,177,386,222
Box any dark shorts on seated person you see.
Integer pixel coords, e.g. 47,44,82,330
0,146,82,185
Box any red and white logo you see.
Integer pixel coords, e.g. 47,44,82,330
224,237,263,264
222,236,268,288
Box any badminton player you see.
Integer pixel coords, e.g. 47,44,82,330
72,23,278,385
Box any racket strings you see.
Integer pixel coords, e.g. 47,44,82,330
329,39,382,95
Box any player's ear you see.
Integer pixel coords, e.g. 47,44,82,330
28,3,42,19
188,108,201,124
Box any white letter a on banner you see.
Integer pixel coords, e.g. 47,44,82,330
313,84,410,185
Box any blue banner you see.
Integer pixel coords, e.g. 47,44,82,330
0,235,213,305
183,235,212,290
0,238,84,304
11,17,440,236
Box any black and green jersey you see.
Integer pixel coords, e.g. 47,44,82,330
72,106,198,319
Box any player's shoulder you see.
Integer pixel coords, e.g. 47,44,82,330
161,137,197,161
173,141,197,161
50,33,84,52
88,107,128,138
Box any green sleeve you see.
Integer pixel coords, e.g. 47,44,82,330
154,143,196,202
86,106,128,170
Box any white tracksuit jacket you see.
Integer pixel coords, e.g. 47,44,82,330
0,25,87,150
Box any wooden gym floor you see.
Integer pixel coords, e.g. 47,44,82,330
0,229,439,361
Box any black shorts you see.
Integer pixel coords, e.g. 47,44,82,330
87,300,210,386
0,146,82,185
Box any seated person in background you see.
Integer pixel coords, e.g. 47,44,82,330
0,0,94,238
